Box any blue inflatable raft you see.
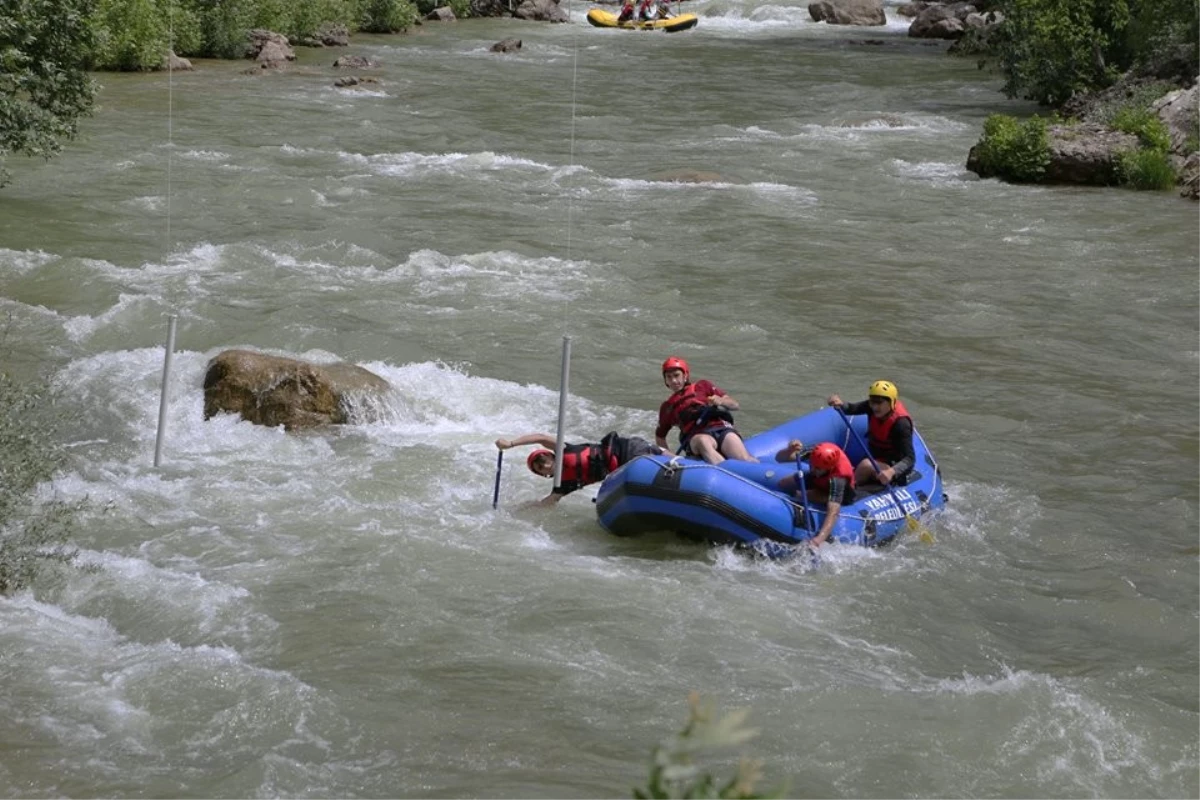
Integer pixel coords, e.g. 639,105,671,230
594,407,945,556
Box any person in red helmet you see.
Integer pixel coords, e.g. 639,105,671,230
776,441,856,547
655,357,756,465
827,379,915,487
495,431,667,505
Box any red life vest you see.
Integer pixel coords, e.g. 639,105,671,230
556,441,621,492
867,399,911,463
808,448,856,492
663,382,734,438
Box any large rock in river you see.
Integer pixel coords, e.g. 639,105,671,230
809,0,886,26
203,349,390,430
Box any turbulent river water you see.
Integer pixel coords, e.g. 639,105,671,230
0,3,1197,797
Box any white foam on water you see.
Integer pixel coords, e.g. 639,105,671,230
0,247,57,275
604,175,818,205
889,158,974,185
0,592,330,791
178,149,231,162
339,149,559,180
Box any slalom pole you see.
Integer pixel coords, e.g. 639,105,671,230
153,314,178,467
492,450,504,509
551,336,572,491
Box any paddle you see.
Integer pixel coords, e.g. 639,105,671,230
834,407,934,544
491,450,503,509
795,455,815,535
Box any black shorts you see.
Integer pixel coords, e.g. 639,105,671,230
682,424,741,454
604,432,664,464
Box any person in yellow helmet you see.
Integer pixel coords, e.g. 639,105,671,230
827,379,915,487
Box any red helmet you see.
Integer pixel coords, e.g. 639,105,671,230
810,443,841,471
527,449,553,472
661,356,689,376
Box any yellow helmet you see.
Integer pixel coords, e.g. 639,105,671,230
868,380,898,401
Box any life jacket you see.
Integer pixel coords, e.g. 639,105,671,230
663,382,735,438
867,399,911,463
807,448,855,493
555,438,621,492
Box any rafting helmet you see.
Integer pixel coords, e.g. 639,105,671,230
661,356,689,376
527,449,553,473
868,380,898,402
811,443,841,471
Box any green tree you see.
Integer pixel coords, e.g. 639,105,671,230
994,0,1198,106
0,0,98,187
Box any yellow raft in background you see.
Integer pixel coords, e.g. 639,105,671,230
585,8,699,31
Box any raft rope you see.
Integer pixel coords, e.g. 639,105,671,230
656,458,860,526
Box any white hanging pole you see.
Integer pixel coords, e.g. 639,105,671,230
153,314,178,467
552,335,572,490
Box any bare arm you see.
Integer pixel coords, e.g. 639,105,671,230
774,439,804,463
495,433,557,450
810,500,839,547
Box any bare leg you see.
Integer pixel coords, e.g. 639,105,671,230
688,433,725,464
719,433,758,462
854,458,877,485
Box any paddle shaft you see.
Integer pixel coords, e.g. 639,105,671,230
491,450,503,509
796,455,815,533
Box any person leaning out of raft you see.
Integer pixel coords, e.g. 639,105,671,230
495,431,667,505
656,356,757,465
826,379,915,487
775,441,857,548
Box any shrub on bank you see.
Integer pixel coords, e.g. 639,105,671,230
1117,148,1176,189
85,0,424,70
972,114,1051,182
358,0,420,33
1110,106,1171,152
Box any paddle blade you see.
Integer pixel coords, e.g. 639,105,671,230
905,514,935,544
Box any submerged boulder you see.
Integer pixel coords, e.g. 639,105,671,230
491,38,523,53
203,349,390,431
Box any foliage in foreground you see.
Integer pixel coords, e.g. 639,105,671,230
972,113,1051,183
0,369,84,594
634,693,786,800
0,0,98,187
